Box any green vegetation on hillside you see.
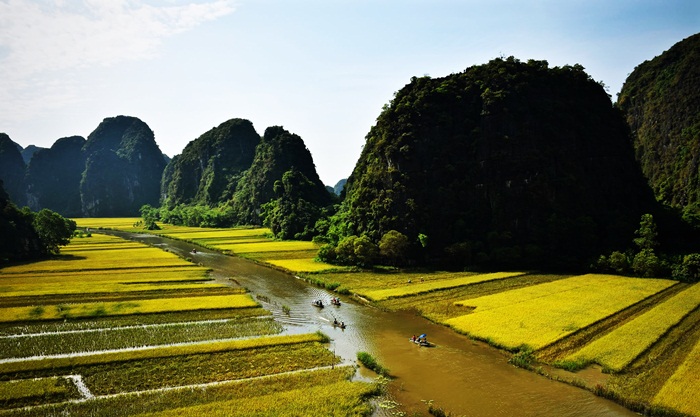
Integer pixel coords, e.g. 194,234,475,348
618,33,700,218
0,180,76,262
25,136,86,217
0,133,27,207
322,57,658,270
160,118,260,208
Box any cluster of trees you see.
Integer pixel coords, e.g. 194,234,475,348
317,229,412,268
0,180,76,262
595,214,700,282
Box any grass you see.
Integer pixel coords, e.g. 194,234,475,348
138,377,377,417
0,234,215,298
444,274,676,350
652,336,700,415
0,333,328,375
559,283,700,372
2,236,202,274
0,227,379,415
358,271,526,301
78,339,338,395
265,258,337,273
356,351,390,377
0,294,260,323
0,307,267,337
0,376,79,408
72,218,142,230
71,220,349,275
0,368,374,417
0,317,283,359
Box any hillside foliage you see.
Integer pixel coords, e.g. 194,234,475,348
618,33,700,216
0,180,76,262
328,57,659,270
160,118,260,208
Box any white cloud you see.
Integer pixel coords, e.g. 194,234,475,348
0,0,235,123
0,0,235,72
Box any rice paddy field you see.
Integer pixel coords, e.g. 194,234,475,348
69,219,700,416
74,218,341,274
308,268,700,416
0,230,378,415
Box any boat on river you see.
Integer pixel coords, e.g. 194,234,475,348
312,300,324,308
410,333,433,347
330,297,341,306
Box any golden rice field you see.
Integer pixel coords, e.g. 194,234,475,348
444,274,676,350
652,336,700,415
67,219,700,416
0,333,327,375
562,283,700,372
0,234,217,298
358,271,526,301
74,219,340,274
0,293,259,323
0,231,378,415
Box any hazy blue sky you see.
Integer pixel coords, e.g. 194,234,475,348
1,0,698,185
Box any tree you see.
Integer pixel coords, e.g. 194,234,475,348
261,168,326,240
353,235,379,268
379,230,409,266
139,204,161,230
634,213,658,250
632,248,661,277
674,253,700,283
32,209,76,255
334,235,379,268
609,251,630,274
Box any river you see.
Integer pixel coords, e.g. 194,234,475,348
115,231,637,417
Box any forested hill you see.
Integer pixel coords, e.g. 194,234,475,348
232,126,333,229
80,116,166,217
0,116,166,217
617,33,700,214
0,133,27,206
339,57,658,269
26,136,86,217
160,118,260,208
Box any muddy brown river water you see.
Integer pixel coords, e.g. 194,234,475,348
115,231,637,417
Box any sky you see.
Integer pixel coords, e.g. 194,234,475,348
1,0,698,186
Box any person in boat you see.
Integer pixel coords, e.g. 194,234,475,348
192,248,197,254
333,318,339,326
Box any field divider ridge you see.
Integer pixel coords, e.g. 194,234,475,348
0,333,326,373
2,364,355,414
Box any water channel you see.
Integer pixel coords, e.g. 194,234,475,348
115,231,637,417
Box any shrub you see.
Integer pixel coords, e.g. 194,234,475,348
356,351,390,377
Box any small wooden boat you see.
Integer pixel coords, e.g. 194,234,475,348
409,333,433,347
333,320,346,329
312,300,324,308
330,298,341,306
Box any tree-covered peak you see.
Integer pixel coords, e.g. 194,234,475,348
338,56,656,270
617,33,700,214
160,117,260,207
